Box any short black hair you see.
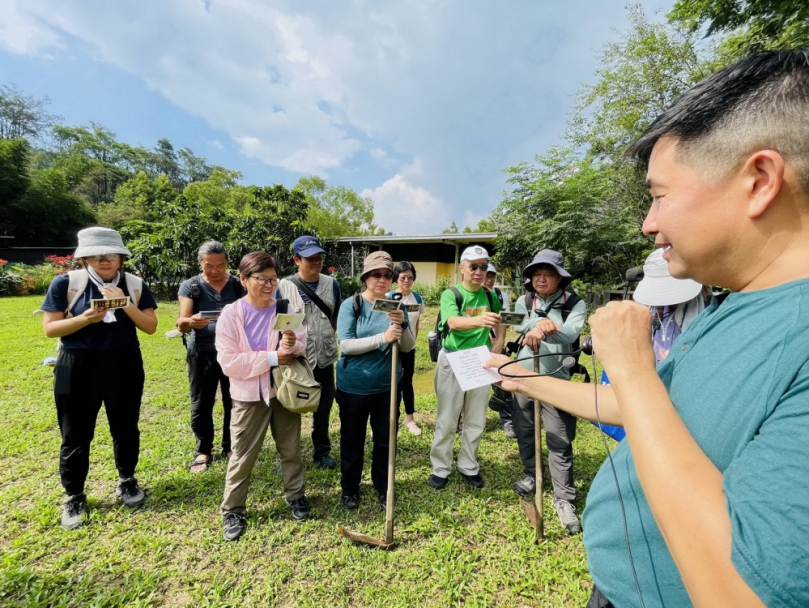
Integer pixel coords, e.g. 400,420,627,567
630,49,809,192
394,261,416,280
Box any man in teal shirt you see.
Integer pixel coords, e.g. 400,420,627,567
429,246,503,489
487,50,809,607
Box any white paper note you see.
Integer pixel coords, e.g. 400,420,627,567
444,346,502,391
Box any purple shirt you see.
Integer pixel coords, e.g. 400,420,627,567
241,299,276,352
652,305,682,364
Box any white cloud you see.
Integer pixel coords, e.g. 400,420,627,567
361,175,450,234
0,0,64,56
0,0,673,227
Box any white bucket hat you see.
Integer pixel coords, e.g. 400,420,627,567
486,263,497,275
633,248,702,307
74,227,132,259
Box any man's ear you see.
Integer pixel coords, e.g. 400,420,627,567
742,150,785,219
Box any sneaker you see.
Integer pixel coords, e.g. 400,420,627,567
341,494,359,510
286,496,311,520
553,498,582,535
502,423,517,439
428,474,449,490
115,477,145,508
315,456,336,470
459,472,485,488
61,494,88,530
512,475,536,497
404,419,422,436
223,512,246,541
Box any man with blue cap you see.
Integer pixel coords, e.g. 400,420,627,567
277,236,342,469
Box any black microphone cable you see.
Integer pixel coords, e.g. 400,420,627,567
496,343,646,608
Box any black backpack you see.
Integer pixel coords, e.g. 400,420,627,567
516,290,590,382
428,286,495,362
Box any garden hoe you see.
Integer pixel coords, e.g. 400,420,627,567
339,300,402,550
521,357,545,542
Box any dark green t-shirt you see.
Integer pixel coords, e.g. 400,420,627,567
439,284,501,352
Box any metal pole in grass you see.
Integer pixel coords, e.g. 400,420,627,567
521,356,545,541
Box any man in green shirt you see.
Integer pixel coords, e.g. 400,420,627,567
429,246,504,489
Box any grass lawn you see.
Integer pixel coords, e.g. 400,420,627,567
0,296,611,607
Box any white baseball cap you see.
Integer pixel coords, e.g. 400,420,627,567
633,248,703,307
460,245,490,263
486,263,497,275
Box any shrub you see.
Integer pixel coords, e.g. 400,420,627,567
412,276,453,306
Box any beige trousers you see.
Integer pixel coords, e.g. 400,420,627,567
430,349,490,478
221,396,304,514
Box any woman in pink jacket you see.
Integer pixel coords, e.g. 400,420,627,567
215,251,308,541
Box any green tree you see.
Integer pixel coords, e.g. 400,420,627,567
0,84,60,141
569,4,710,160
182,168,252,211
122,183,315,297
670,0,809,52
442,221,459,234
495,149,649,284
295,175,383,239
97,172,179,230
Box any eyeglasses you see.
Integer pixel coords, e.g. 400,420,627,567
468,263,489,272
87,254,121,262
249,276,279,286
368,272,394,281
398,275,415,282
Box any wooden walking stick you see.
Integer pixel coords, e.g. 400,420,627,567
521,355,545,541
339,307,402,549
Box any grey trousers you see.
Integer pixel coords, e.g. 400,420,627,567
513,391,577,502
430,349,490,478
221,396,304,514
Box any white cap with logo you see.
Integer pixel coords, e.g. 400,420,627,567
460,245,490,262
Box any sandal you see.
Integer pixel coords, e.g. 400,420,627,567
404,419,422,436
189,454,211,473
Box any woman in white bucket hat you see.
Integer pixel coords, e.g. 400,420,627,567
40,227,158,530
633,247,705,364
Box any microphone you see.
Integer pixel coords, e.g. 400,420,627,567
622,267,644,300
625,268,644,283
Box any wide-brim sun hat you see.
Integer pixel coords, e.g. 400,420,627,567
360,251,398,282
522,249,572,289
633,248,702,307
74,227,132,258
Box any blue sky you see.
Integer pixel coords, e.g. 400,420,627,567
0,0,672,234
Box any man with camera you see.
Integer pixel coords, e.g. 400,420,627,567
429,246,504,489
277,235,341,469
510,249,586,534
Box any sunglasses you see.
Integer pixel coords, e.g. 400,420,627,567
468,263,489,272
249,276,279,286
398,275,415,282
368,272,394,281
87,254,121,262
